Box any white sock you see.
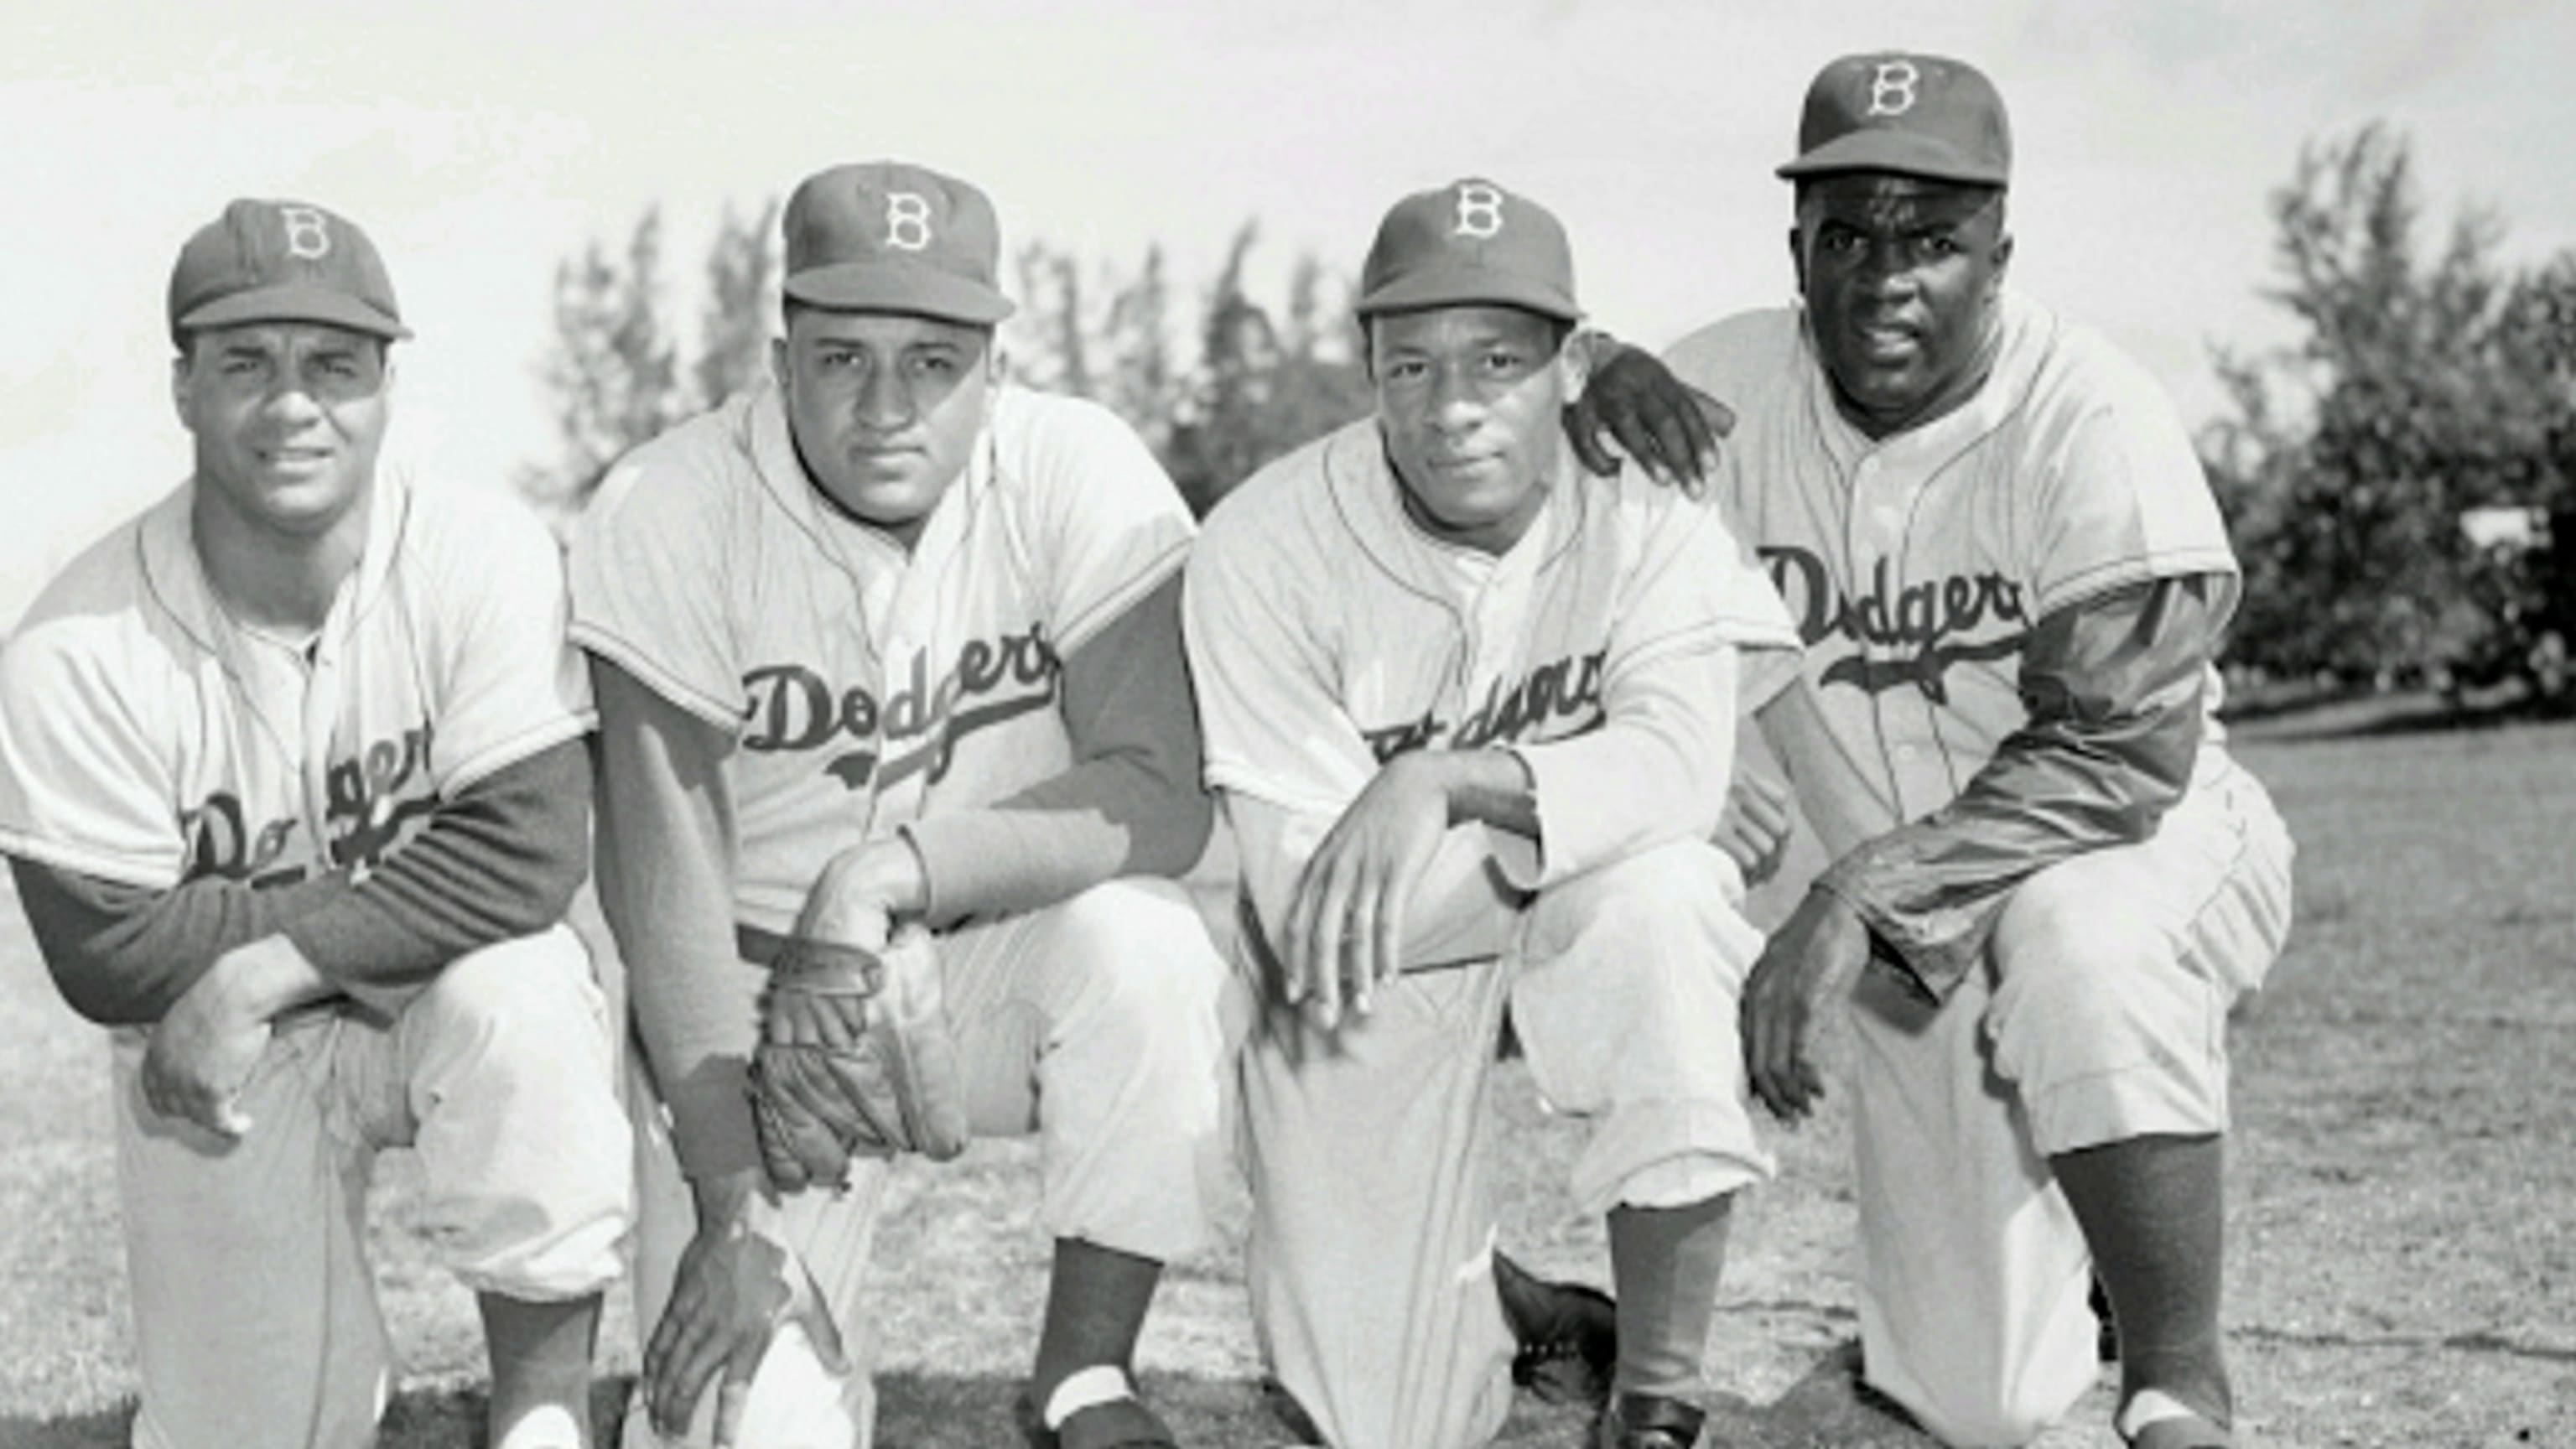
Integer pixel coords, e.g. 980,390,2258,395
494,1402,584,1449
2117,1388,2201,1440
1042,1364,1135,1430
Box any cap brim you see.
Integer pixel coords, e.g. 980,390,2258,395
785,262,1016,325
1776,130,2007,186
176,284,413,340
1353,266,1581,323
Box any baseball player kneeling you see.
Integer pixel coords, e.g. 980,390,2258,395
0,200,632,1449
1573,55,2298,1449
1182,179,1802,1449
569,162,1233,1449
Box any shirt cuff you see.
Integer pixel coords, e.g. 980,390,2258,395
1814,840,1997,1005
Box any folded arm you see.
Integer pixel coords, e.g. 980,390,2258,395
899,574,1212,925
12,740,590,1024
1813,573,2233,1002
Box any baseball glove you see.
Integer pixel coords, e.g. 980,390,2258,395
749,926,970,1191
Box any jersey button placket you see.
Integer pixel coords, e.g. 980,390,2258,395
1848,450,1907,819
296,643,340,879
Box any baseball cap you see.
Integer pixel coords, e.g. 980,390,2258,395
167,198,411,344
1353,178,1581,324
782,161,1015,325
1777,53,2012,187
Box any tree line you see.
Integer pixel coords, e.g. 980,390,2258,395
523,128,2574,706
518,205,1367,525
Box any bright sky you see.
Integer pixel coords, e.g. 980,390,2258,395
5,0,2570,626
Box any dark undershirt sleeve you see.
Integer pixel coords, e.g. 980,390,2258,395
9,856,354,1026
901,574,1214,926
11,740,590,1024
279,740,592,1009
1814,573,2233,1003
587,658,768,1181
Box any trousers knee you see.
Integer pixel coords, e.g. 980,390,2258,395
1988,873,2230,1151
1045,879,1228,1046
404,927,631,1299
1524,840,1754,971
411,927,605,1057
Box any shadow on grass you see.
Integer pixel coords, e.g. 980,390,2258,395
0,1348,1940,1448
0,1406,127,1449
2226,685,2571,745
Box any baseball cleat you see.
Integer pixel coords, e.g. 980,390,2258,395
2123,1415,2234,1449
2091,1275,2122,1362
1591,1389,1708,1449
1256,1376,1325,1444
1493,1249,1618,1406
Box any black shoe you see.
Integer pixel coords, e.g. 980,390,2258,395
1493,1249,1618,1407
2091,1275,2121,1362
1592,1390,1706,1449
1256,1376,1324,1445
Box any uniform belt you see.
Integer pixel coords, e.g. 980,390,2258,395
735,922,793,968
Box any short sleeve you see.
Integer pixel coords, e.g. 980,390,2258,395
1182,521,1376,818
1610,482,1802,678
568,425,745,731
1020,397,1195,657
427,494,597,793
0,621,185,889
2028,361,2237,615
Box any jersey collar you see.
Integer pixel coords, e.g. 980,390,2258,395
1325,420,1587,605
139,463,412,663
744,374,997,573
1800,288,2056,477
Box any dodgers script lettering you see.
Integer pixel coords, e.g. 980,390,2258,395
1361,650,1607,764
741,624,1060,789
1760,545,2028,703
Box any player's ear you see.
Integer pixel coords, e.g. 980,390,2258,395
769,335,791,391
1558,324,1592,402
169,347,196,433
1788,226,1809,296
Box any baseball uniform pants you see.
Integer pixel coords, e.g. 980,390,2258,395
623,875,1233,1449
114,923,632,1449
1850,756,2295,1446
1241,839,1774,1449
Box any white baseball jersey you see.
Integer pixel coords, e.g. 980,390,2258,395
0,470,592,898
1187,419,1800,1449
568,377,1193,932
1662,292,2239,860
0,465,622,1449
1664,293,2293,1446
1187,417,1799,905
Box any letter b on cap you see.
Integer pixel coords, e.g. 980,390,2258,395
1866,59,1920,117
884,192,933,252
1453,182,1505,240
278,205,333,259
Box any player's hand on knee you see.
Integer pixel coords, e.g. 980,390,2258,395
1563,336,1732,498
647,1177,848,1446
1740,886,1868,1123
1285,756,1448,1029
1714,769,1795,886
142,968,273,1137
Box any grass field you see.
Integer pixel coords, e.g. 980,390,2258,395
3,710,2570,1448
